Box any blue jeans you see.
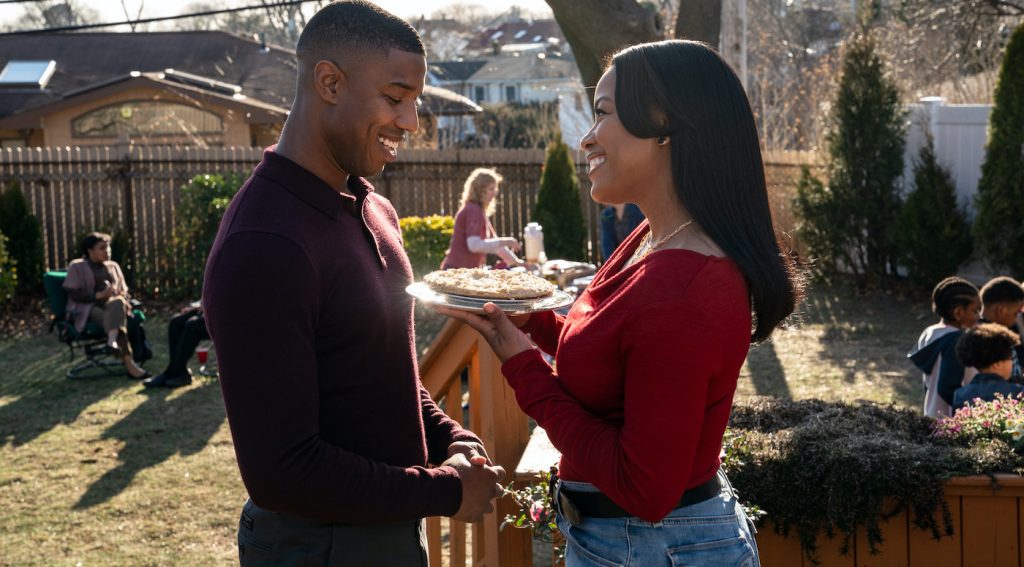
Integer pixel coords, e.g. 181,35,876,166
555,470,760,567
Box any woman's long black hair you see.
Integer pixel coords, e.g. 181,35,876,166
612,40,800,342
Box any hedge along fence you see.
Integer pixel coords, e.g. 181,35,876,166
0,145,816,294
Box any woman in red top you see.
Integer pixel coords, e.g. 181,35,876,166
438,40,799,566
440,168,521,269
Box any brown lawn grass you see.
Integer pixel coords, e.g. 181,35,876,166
0,280,932,565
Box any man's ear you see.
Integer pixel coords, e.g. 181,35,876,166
313,59,347,103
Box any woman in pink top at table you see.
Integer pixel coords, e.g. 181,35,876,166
441,168,522,269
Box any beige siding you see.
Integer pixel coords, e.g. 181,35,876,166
39,86,252,147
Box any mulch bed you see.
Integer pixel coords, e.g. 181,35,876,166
0,296,50,339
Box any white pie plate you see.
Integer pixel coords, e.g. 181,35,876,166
406,282,574,314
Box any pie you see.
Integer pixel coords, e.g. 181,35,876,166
423,268,556,300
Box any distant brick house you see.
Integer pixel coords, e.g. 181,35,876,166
0,31,480,149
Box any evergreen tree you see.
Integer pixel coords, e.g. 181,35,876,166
973,23,1024,275
532,135,586,261
794,33,906,285
0,183,44,295
895,136,972,287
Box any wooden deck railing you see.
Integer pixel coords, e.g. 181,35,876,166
419,318,533,566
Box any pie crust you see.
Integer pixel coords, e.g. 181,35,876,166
423,268,556,300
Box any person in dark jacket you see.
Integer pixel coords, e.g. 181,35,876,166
953,323,1024,411
599,203,645,261
908,276,980,417
143,303,207,389
978,276,1024,382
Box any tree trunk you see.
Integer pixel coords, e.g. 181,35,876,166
675,0,722,47
544,0,664,96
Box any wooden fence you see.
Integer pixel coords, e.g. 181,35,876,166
0,145,816,293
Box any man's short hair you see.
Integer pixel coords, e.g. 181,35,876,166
296,1,425,71
981,276,1024,306
956,322,1021,369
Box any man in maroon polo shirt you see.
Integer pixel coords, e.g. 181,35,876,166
202,2,504,565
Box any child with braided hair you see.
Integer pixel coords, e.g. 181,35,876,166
908,276,981,417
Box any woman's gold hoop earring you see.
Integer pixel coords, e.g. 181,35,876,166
656,137,669,146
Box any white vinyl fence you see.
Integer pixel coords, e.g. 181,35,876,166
904,97,993,216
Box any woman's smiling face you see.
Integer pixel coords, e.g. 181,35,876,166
579,67,665,206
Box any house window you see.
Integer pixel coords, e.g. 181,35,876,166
505,85,517,102
71,101,223,139
474,86,487,103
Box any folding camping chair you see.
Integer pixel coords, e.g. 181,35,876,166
43,271,147,379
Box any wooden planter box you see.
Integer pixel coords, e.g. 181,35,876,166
756,474,1024,567
514,426,1024,567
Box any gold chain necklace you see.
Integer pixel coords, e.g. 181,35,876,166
628,219,695,265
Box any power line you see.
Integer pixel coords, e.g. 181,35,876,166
0,0,320,35
0,0,49,5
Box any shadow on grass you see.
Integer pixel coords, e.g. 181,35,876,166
746,340,792,399
1,315,171,448
799,280,928,407
74,378,225,509
0,346,128,447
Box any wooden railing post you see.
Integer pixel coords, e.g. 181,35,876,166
468,334,532,567
419,318,536,566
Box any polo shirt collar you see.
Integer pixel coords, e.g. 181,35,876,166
255,148,375,220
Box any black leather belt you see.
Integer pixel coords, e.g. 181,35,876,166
558,475,722,520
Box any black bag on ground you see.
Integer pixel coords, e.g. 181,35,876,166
127,309,152,363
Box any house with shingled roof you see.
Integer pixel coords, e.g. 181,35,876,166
0,31,480,149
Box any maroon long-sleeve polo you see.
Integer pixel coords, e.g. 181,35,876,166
203,149,477,523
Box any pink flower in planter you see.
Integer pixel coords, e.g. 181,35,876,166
530,501,547,523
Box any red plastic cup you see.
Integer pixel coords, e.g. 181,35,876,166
196,346,209,365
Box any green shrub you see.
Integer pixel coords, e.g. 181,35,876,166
533,134,586,261
895,136,973,287
164,173,246,299
0,183,44,295
794,33,906,286
400,215,454,278
728,398,1024,563
973,23,1024,275
0,231,16,304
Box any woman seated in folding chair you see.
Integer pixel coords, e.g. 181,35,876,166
63,232,150,379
